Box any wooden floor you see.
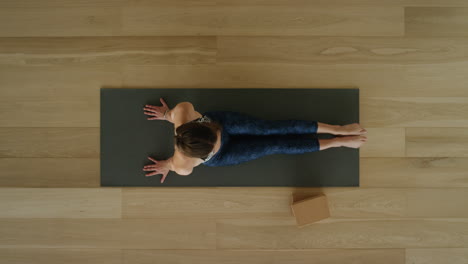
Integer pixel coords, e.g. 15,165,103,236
1,1,468,263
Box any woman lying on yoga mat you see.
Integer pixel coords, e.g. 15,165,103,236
142,98,367,183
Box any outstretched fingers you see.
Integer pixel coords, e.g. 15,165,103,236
144,170,168,184
145,104,158,109
160,98,168,108
144,111,158,116
145,171,159,177
160,173,168,183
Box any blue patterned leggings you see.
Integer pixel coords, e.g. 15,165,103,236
202,111,320,167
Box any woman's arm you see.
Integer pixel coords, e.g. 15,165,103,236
164,108,175,123
169,155,193,176
167,102,195,129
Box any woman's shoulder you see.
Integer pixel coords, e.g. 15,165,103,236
185,112,204,123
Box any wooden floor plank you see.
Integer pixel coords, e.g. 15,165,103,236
216,218,468,249
0,249,122,264
0,0,125,8
123,64,468,97
122,5,403,36
217,36,468,65
406,248,468,264
0,158,99,187
0,97,99,127
0,65,119,127
125,0,468,8
214,0,468,7
361,157,468,188
0,7,121,37
403,62,468,97
123,249,405,264
0,65,121,97
407,128,468,157
405,7,468,37
0,128,98,157
0,219,216,249
361,97,468,127
123,187,468,218
0,37,216,66
360,128,405,157
0,188,121,218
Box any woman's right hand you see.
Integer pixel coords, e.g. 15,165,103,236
144,98,170,121
143,156,171,183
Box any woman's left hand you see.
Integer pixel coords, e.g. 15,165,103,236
144,98,170,121
143,156,170,183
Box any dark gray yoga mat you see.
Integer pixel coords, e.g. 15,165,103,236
101,88,359,187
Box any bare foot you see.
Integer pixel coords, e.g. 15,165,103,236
336,123,367,136
336,135,367,149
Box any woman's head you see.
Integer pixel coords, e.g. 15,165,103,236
174,121,222,159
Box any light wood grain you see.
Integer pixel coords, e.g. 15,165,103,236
360,128,405,157
123,63,468,97
0,65,119,127
406,128,468,157
123,249,405,264
217,36,468,65
406,248,468,264
0,158,99,187
123,187,468,219
0,188,121,218
0,0,125,8
406,7,468,37
0,7,121,37
122,5,403,36
0,37,216,66
361,97,468,127
0,219,216,249
153,0,468,7
114,0,468,8
0,65,121,97
217,218,468,249
0,248,122,264
1,2,467,263
0,128,98,157
361,157,468,188
403,62,468,97
0,97,99,127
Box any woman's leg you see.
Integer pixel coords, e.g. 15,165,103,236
319,122,367,135
204,110,318,136
203,132,367,167
204,111,366,137
317,122,341,134
204,133,322,167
